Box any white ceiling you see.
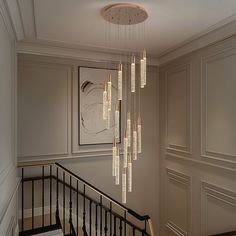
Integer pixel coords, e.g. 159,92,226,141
17,0,236,56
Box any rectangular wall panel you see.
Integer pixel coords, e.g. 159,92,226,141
18,62,71,159
201,182,236,236
166,169,191,236
201,48,236,166
165,64,191,155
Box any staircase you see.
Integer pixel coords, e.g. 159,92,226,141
18,162,154,236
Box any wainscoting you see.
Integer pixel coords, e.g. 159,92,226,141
160,35,236,236
0,0,18,235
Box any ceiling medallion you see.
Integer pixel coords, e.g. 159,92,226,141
101,3,148,25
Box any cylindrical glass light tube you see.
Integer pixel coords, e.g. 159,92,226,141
115,103,119,140
143,49,147,86
133,126,137,160
103,85,108,120
122,169,126,204
118,63,122,100
107,74,112,110
123,135,128,168
131,56,135,93
128,154,132,192
127,112,131,147
115,148,120,185
137,117,142,153
140,58,145,88
112,141,116,177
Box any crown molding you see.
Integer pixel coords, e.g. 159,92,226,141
158,14,236,65
17,39,160,65
0,0,18,39
10,0,236,66
3,0,24,40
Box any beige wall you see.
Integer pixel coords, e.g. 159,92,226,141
159,35,236,236
17,54,160,234
0,1,18,235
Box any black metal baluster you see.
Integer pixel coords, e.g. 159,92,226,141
119,219,122,236
32,180,34,230
42,166,44,227
95,205,98,236
133,227,135,236
69,176,72,234
82,184,86,235
21,168,24,232
89,200,92,236
77,180,79,236
56,167,59,225
63,171,65,233
124,211,126,236
113,216,117,236
104,210,108,236
100,196,102,236
50,165,52,225
144,220,147,236
110,202,112,236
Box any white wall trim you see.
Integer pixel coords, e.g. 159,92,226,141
17,60,72,161
166,221,187,236
17,39,160,66
165,63,192,157
166,153,236,174
201,181,236,236
200,46,236,169
166,169,192,236
158,16,236,65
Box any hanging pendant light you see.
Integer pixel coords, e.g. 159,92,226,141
101,3,148,203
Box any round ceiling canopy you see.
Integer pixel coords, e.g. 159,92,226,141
101,3,148,25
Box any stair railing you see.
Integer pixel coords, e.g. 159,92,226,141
18,162,154,236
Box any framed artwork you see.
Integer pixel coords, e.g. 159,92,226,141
78,66,121,145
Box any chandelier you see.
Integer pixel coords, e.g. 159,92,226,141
101,3,148,203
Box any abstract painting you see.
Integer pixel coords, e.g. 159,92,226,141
79,67,120,145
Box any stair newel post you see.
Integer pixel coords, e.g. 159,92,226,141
113,216,117,236
95,204,98,236
49,165,52,226
100,195,103,236
42,166,45,228
32,179,34,230
21,168,24,233
63,171,65,233
69,175,72,234
110,202,112,236
82,184,86,235
104,210,108,236
77,180,79,236
89,200,92,236
119,218,122,236
56,167,59,225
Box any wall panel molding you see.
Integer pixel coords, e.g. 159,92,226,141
166,221,187,236
201,47,236,168
201,181,236,236
17,61,72,161
166,168,192,236
165,63,192,156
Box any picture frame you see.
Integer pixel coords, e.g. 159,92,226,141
78,66,121,145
